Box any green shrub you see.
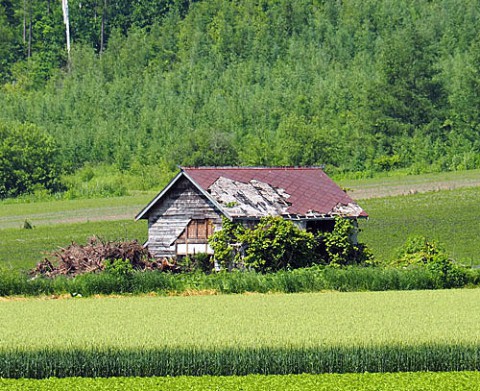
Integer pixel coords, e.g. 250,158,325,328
394,235,467,288
239,216,318,273
426,257,467,289
321,218,374,267
210,217,312,272
208,217,246,270
177,253,214,273
104,259,134,278
210,216,373,272
395,235,444,266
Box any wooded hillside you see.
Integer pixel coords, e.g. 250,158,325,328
1,0,480,197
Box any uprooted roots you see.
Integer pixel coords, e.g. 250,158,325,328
31,236,179,277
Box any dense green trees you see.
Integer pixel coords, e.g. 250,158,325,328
0,0,480,197
0,121,62,198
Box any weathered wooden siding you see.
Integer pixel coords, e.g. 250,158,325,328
147,176,223,258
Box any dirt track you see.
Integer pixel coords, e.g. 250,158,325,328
0,207,142,229
341,172,480,200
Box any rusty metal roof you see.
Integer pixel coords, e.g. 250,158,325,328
182,167,367,219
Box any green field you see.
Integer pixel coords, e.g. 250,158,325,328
1,171,480,269
1,372,480,391
0,192,154,229
359,187,480,263
0,192,151,270
3,290,479,350
1,290,480,377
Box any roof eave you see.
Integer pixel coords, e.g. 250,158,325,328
227,211,368,220
358,210,369,219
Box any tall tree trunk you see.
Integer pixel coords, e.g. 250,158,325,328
100,0,107,53
27,0,31,57
22,0,26,44
62,0,71,68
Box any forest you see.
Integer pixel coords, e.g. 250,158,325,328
1,0,480,198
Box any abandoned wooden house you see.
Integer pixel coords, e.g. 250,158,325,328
135,167,367,259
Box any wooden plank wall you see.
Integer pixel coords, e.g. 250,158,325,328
147,177,223,258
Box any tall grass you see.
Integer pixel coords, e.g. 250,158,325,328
1,266,479,297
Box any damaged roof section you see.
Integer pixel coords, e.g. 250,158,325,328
330,202,365,217
209,176,291,218
185,167,367,219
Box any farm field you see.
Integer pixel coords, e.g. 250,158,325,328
0,192,154,229
1,372,480,391
3,290,479,349
359,186,480,263
1,170,480,269
1,290,480,377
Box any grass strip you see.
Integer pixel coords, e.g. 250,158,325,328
1,266,479,297
1,345,480,378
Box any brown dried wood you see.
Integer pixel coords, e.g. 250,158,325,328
31,236,179,277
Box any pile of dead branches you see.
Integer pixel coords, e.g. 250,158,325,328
31,236,179,277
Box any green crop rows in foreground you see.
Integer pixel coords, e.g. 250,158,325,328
3,290,480,349
2,290,480,377
1,372,480,391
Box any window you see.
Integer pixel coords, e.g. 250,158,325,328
178,219,214,242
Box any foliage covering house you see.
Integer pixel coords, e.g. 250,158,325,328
135,167,367,259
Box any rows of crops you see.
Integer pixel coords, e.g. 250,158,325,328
1,290,480,377
3,344,480,378
359,187,480,263
2,372,480,391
